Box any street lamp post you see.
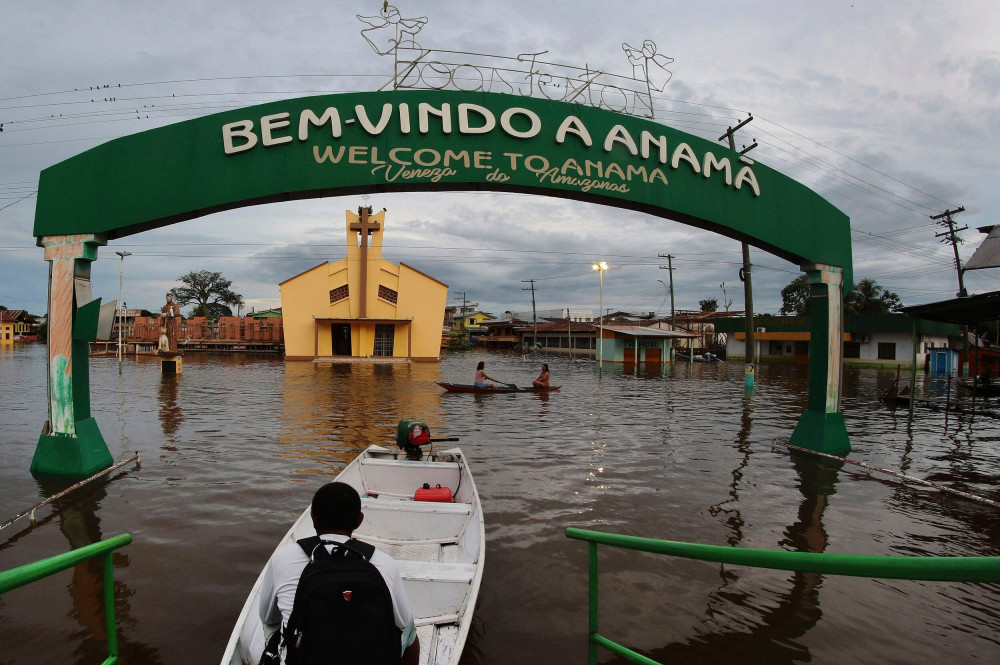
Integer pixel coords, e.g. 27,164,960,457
592,261,608,370
115,251,132,372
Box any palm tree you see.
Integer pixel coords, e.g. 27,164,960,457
844,278,902,314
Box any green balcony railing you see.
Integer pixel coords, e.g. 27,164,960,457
0,533,133,665
565,527,1000,665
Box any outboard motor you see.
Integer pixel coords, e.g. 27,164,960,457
394,418,459,460
396,418,431,450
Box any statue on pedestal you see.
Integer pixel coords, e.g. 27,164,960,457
158,293,181,355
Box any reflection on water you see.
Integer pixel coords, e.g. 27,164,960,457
158,374,183,438
0,344,998,664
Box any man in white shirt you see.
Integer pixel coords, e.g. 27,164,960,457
259,482,419,664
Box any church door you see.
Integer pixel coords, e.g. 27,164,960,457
373,324,395,357
332,324,352,355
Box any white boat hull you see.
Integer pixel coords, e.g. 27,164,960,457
221,445,485,665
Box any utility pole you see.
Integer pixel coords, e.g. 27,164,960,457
567,309,573,358
522,279,538,352
932,206,968,297
658,255,676,360
453,291,478,340
932,206,969,377
719,114,758,389
657,256,676,329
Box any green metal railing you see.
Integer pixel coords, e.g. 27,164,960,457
0,533,133,665
566,527,1000,665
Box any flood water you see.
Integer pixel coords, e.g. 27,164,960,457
1,342,998,664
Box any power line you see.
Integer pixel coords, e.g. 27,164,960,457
754,114,960,210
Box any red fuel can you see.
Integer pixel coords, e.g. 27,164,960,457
414,484,453,502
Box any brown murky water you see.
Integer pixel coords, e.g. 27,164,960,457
1,343,998,664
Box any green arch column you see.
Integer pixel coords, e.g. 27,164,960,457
789,263,850,454
31,234,113,477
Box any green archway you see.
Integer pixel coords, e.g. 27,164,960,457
32,90,852,475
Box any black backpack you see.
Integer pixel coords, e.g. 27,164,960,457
282,536,402,665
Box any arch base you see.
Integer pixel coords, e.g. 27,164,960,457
789,411,851,455
31,417,112,477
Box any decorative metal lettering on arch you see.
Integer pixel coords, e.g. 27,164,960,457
359,3,672,120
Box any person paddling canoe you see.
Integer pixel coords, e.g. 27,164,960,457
532,363,550,388
474,361,499,389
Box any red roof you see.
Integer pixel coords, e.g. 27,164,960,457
0,309,29,322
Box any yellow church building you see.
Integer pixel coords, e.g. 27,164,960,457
280,206,448,361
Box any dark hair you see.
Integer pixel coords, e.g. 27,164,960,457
477,361,485,370
311,482,361,532
542,364,549,371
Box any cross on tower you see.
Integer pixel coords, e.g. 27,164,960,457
350,206,381,318
350,206,381,249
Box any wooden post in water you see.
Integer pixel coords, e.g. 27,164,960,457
945,374,952,427
909,318,919,415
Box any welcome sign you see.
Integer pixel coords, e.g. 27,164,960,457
33,90,851,284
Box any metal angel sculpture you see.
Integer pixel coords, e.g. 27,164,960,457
357,3,673,119
622,40,673,92
358,2,428,55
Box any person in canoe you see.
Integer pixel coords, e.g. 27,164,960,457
474,361,499,389
258,481,420,665
532,363,550,388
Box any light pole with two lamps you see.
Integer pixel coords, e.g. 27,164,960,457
115,251,132,372
592,261,608,370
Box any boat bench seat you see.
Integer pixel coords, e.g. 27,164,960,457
398,560,477,583
359,499,472,543
398,561,477,622
362,498,472,515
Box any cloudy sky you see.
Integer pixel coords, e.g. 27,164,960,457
2,1,998,320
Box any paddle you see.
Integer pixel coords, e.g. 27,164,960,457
492,380,517,389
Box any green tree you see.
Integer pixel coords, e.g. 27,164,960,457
170,270,244,319
779,275,902,316
844,278,902,314
779,275,810,315
699,297,718,312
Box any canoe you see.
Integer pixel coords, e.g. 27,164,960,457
221,444,485,665
958,379,1000,397
676,354,720,363
436,382,561,394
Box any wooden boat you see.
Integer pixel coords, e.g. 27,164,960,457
436,381,561,394
677,353,720,363
221,444,485,665
958,378,1000,397
879,384,912,408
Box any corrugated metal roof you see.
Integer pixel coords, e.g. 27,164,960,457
900,290,1000,325
964,226,1000,270
603,325,697,338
